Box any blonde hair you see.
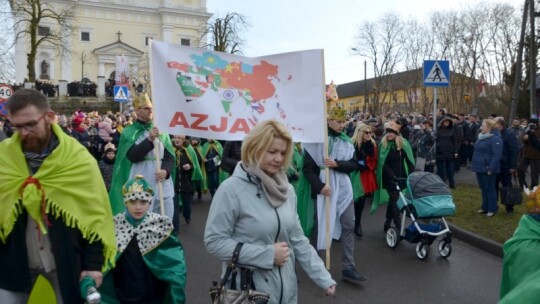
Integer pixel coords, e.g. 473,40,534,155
380,132,405,151
241,120,293,169
352,123,376,149
482,119,497,130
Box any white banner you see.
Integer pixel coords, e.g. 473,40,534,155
150,40,326,143
115,55,130,87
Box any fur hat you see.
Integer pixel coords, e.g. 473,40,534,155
122,175,154,203
385,120,401,134
328,107,347,121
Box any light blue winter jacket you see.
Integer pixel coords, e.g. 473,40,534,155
204,163,336,304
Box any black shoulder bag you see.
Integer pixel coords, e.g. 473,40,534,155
209,243,270,304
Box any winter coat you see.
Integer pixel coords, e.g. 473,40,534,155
470,130,503,174
522,128,540,159
436,117,459,161
500,127,519,170
99,156,115,191
0,213,104,304
221,141,242,174
355,140,378,194
98,118,116,142
204,163,336,304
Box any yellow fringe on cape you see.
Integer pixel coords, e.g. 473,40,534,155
0,123,117,269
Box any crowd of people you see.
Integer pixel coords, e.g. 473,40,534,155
1,88,540,303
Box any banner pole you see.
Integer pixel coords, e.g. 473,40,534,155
321,50,331,270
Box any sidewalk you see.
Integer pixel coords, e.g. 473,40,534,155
452,168,503,258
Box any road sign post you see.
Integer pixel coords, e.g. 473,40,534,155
424,60,450,133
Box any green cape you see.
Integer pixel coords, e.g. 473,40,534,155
500,215,540,300
98,213,187,304
109,121,176,215
371,139,414,214
201,141,229,187
0,123,117,269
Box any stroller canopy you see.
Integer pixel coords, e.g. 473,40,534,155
407,172,452,199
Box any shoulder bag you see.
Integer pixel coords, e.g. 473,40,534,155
500,173,523,205
209,243,270,304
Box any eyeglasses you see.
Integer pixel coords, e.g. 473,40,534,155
11,113,48,132
364,131,372,135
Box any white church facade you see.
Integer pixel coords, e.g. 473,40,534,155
13,0,212,96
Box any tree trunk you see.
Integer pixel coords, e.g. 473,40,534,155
27,51,36,82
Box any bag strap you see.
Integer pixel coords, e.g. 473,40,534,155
218,242,244,289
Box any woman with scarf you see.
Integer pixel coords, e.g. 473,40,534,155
351,123,378,237
372,121,415,232
204,120,336,303
470,119,503,217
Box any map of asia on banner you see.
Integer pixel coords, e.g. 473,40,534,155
150,40,326,143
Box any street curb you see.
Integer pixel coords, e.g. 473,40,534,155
448,222,503,258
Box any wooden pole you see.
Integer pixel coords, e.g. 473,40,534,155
154,138,165,216
321,51,331,270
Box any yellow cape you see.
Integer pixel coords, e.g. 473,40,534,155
0,123,116,269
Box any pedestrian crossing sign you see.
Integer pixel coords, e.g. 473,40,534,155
114,85,129,102
423,60,450,87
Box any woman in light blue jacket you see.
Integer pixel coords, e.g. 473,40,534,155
204,120,336,304
470,119,503,216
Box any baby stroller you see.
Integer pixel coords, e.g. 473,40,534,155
385,171,455,260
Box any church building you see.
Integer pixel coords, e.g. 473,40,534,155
13,0,212,96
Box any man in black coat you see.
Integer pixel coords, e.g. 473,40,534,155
494,117,520,214
436,116,459,188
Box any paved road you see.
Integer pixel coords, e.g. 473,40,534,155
178,191,501,304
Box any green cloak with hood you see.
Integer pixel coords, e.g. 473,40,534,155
371,138,414,213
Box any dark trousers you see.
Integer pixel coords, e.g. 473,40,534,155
206,170,219,197
180,192,194,224
477,173,498,213
354,196,366,232
517,157,540,189
436,159,455,187
172,193,181,234
193,181,202,199
459,143,468,166
385,191,401,228
467,144,475,162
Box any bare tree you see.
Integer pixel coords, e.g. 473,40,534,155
201,12,249,54
0,1,15,82
7,0,75,81
353,11,404,112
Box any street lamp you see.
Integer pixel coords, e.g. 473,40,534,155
351,48,368,112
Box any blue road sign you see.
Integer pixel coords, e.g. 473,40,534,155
423,60,450,87
114,85,129,102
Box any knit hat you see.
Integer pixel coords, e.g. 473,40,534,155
328,107,347,121
122,175,154,203
57,115,67,127
104,142,116,153
385,120,401,134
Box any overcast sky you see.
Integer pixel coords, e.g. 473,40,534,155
206,0,525,85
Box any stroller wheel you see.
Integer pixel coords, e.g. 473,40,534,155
415,240,429,260
386,227,400,248
438,239,452,258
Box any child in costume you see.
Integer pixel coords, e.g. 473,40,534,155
99,175,187,304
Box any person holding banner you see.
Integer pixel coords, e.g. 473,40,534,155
303,107,367,284
109,93,176,223
204,120,336,303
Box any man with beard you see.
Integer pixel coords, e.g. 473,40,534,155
0,89,116,303
108,92,176,222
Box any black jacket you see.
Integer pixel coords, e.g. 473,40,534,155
436,117,459,161
0,213,104,303
221,141,242,174
126,134,174,179
302,129,358,199
175,147,194,193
